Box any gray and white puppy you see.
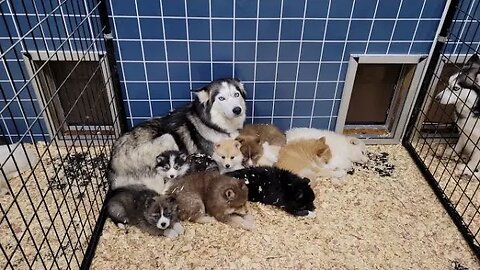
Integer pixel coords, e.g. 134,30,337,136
107,185,184,238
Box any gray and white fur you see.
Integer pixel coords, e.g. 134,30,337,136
155,150,190,193
108,78,247,190
107,185,184,238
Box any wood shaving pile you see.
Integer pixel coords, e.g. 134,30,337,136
92,145,479,270
0,142,110,269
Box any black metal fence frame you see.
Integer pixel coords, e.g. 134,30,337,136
403,0,480,259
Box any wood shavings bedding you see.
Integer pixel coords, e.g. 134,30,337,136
92,145,479,270
0,142,110,269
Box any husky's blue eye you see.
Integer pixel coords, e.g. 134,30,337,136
218,96,226,101
234,92,239,97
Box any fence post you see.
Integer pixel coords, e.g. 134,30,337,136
97,0,128,134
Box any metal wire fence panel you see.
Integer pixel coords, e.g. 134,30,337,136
0,0,124,269
404,0,480,258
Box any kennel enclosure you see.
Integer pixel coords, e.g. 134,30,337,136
0,0,478,269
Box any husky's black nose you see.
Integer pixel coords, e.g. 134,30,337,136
225,164,231,168
232,106,242,115
169,174,175,178
160,222,167,227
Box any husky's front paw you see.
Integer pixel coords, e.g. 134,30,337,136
163,228,179,239
172,222,184,235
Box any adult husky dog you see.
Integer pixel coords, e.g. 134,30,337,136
435,55,480,178
108,78,247,190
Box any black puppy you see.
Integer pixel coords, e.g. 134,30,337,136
227,167,315,216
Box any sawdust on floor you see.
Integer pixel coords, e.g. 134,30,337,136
91,144,479,270
0,142,110,269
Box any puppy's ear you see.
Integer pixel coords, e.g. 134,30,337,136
156,154,165,164
145,197,156,209
234,140,241,149
302,177,310,184
317,137,326,144
316,146,329,157
167,196,176,204
235,136,245,144
224,188,236,200
192,87,210,104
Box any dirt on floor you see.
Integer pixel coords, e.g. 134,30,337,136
91,144,480,270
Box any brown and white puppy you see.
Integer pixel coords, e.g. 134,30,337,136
212,139,244,173
168,171,254,230
275,137,343,180
237,124,286,167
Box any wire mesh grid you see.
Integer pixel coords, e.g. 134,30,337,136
0,0,124,269
404,0,480,257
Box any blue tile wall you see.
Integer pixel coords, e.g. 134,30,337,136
0,0,465,142
107,0,448,131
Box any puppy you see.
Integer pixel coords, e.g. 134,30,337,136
227,167,315,217
168,171,254,230
286,128,368,172
212,139,244,173
237,124,286,167
107,185,184,238
185,153,219,172
155,150,190,192
275,137,344,179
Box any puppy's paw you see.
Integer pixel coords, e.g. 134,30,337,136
195,215,216,224
172,222,184,235
117,223,127,230
163,228,179,239
332,170,347,178
229,215,255,230
243,213,255,223
306,211,316,218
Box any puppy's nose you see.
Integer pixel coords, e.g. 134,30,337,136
169,175,175,178
232,106,242,115
160,222,167,227
225,164,231,168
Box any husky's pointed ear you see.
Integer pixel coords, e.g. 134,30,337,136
458,54,480,90
232,77,247,98
224,188,236,201
192,87,210,104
